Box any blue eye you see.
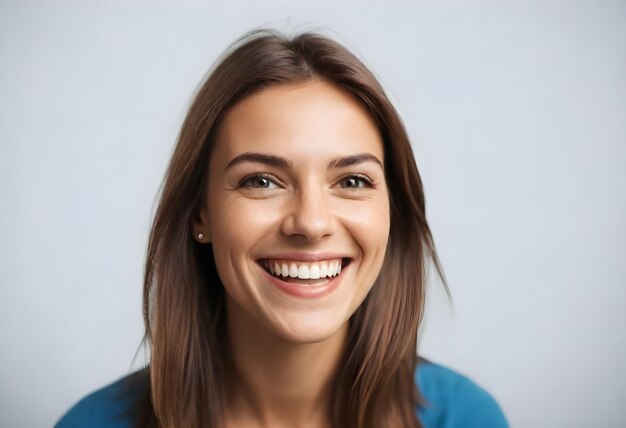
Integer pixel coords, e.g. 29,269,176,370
239,173,279,189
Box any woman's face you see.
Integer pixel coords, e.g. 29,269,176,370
194,81,390,343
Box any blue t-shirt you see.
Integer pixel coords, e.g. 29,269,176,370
56,360,508,427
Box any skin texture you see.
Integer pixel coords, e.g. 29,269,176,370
192,81,390,427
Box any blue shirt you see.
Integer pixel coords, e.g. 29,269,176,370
56,360,508,427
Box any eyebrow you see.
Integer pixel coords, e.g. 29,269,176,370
328,153,383,170
225,152,383,171
226,152,293,170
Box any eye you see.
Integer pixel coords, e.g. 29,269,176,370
337,173,374,189
239,173,280,189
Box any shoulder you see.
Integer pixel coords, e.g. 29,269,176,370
415,359,509,428
55,369,149,428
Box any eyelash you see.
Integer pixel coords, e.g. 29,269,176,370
238,173,375,189
337,173,375,189
238,173,279,189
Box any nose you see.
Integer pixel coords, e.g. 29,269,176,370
280,184,337,242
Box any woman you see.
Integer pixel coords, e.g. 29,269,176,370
57,29,508,428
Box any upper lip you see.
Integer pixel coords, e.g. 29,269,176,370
257,252,353,262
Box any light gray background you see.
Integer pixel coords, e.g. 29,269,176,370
1,1,624,427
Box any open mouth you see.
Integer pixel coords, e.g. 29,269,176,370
258,258,351,286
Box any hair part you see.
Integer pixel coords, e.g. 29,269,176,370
140,28,447,428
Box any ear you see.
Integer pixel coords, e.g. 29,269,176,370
191,206,211,244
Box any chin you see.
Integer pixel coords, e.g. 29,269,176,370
270,316,348,345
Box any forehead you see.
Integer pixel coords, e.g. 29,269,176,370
213,81,384,163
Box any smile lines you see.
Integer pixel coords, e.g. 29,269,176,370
261,259,344,280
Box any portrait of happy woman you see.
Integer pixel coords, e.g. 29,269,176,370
55,29,508,428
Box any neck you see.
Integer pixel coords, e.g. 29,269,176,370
225,299,347,428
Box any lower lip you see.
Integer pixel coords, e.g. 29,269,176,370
259,261,348,299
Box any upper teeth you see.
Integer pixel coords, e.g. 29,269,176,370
263,259,343,279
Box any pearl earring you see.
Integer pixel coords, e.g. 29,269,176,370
198,233,204,240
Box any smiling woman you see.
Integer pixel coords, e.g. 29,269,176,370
196,81,390,345
56,29,508,428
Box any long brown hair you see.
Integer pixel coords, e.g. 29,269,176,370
139,28,446,428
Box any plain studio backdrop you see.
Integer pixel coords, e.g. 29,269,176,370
1,1,624,427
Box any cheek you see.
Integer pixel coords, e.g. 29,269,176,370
208,197,280,305
209,195,282,260
338,197,391,253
